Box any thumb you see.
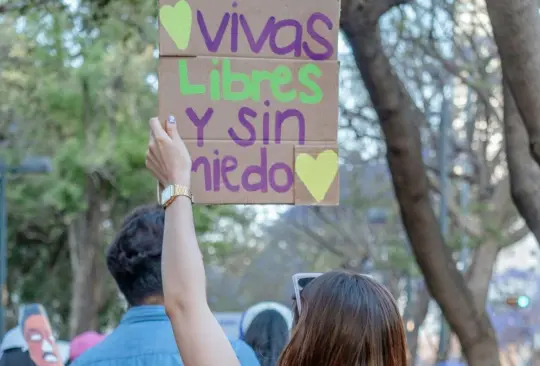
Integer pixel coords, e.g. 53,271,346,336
166,115,181,140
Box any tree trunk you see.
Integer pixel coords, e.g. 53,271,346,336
485,0,540,167
339,1,500,365
466,241,500,313
503,81,540,244
405,285,430,366
435,242,500,362
68,173,105,337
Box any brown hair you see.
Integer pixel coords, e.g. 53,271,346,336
278,271,407,366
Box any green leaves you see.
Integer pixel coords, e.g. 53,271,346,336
1,0,249,336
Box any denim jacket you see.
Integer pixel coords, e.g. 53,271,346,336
71,305,260,366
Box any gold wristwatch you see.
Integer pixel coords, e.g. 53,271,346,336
160,184,193,208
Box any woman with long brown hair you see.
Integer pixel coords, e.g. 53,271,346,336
145,116,408,366
282,272,407,365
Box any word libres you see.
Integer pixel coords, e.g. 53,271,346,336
197,3,335,60
179,58,323,104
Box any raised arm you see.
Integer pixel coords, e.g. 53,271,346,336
146,116,240,366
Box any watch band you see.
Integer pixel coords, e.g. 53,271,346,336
162,184,193,209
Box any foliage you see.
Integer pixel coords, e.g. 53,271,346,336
0,2,248,337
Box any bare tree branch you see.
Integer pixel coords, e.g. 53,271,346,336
340,0,500,363
503,80,540,245
502,223,530,248
486,0,540,166
427,173,484,238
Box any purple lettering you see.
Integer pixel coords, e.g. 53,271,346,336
240,15,275,53
186,107,213,147
269,162,294,193
269,19,303,57
263,101,271,145
231,13,239,52
212,150,220,191
198,11,230,52
303,12,334,61
275,109,306,144
242,147,268,192
197,9,334,60
192,157,212,191
222,156,240,192
192,149,293,194
229,107,257,147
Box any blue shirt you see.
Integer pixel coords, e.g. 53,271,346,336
71,305,260,366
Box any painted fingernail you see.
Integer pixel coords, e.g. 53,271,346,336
168,115,176,124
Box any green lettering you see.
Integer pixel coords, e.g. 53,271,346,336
270,66,296,103
210,59,221,100
210,70,221,100
178,60,205,95
250,70,273,101
222,58,252,101
298,63,323,104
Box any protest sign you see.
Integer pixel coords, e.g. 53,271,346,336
158,0,340,204
158,0,341,59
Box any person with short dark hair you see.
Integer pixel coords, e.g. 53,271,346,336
107,204,166,306
240,303,292,366
71,204,259,366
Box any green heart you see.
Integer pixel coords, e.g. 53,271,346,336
159,0,193,51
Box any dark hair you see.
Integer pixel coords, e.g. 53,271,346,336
243,310,289,366
106,204,165,305
279,271,407,366
19,304,45,329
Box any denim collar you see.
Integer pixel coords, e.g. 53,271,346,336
120,305,168,325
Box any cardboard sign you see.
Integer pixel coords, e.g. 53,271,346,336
158,0,340,205
159,0,340,60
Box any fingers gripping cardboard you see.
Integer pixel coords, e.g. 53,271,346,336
158,0,341,205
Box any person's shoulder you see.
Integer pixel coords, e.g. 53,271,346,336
229,338,261,366
70,324,181,365
70,347,183,366
68,334,117,366
69,344,104,366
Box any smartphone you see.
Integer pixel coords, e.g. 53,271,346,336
292,273,322,314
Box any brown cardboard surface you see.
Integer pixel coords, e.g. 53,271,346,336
159,56,339,143
158,0,340,59
294,145,339,205
186,140,295,204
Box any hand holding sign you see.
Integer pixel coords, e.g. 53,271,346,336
146,116,192,187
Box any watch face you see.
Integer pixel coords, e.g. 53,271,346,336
161,186,171,204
